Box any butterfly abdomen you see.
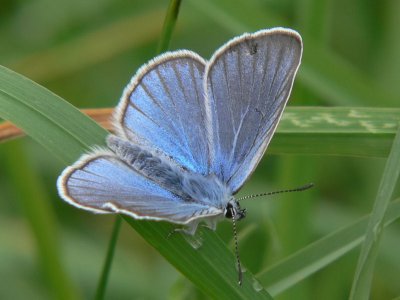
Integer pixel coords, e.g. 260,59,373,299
107,135,230,208
107,135,187,197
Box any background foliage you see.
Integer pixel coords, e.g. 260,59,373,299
0,0,399,299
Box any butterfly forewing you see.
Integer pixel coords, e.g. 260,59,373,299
113,51,210,175
205,28,302,193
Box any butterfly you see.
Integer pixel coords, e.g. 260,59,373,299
57,27,303,284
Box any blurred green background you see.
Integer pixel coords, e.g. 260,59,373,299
1,0,399,299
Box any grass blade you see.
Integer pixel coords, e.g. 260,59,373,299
257,198,400,296
0,65,107,164
270,107,400,157
349,127,400,299
157,0,182,53
3,106,399,157
124,217,272,299
94,216,122,300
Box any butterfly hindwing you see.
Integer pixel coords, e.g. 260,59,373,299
57,151,221,224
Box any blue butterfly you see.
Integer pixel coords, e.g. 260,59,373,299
57,27,303,282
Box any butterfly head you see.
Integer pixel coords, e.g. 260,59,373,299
224,198,246,221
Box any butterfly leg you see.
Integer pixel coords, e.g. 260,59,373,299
167,220,200,239
167,228,179,239
201,217,219,231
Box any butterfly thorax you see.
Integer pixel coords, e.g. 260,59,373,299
108,135,232,211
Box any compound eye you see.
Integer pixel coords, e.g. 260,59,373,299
224,203,234,218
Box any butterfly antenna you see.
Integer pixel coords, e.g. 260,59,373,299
237,182,314,201
231,208,243,285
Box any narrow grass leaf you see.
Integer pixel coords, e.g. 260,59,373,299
350,127,400,299
0,65,107,163
257,198,400,296
124,217,272,299
271,107,400,157
157,0,182,53
2,106,399,157
94,216,122,300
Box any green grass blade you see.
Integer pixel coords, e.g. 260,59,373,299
272,107,400,157
0,64,106,298
157,0,182,53
0,65,107,164
124,217,272,299
349,127,400,299
2,104,398,158
257,198,400,296
0,65,272,299
94,216,122,300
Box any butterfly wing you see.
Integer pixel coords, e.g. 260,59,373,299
57,151,222,224
205,28,303,193
113,51,210,175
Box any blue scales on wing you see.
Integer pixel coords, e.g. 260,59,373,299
57,151,222,224
57,28,303,227
113,51,210,175
204,29,302,193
